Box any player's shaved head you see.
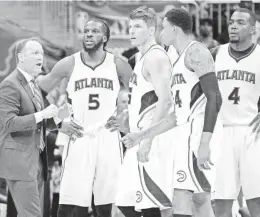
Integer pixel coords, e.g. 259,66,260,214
233,8,256,26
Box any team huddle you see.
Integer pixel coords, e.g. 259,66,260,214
2,4,260,217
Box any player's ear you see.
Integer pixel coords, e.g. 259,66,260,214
251,25,256,35
149,26,156,36
103,36,108,43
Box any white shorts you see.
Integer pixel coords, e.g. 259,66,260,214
115,129,175,210
59,129,123,207
172,115,223,193
212,125,260,200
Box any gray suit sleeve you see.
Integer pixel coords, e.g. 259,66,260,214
0,80,37,133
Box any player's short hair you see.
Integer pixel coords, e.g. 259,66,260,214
86,19,110,48
165,8,193,34
15,37,41,64
129,6,157,28
233,8,256,26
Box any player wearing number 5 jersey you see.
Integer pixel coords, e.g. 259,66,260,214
211,8,260,217
36,19,132,217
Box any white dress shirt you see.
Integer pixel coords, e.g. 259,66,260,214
17,67,43,124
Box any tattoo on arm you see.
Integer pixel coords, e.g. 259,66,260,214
185,43,215,77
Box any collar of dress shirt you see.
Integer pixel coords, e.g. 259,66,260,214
17,67,34,83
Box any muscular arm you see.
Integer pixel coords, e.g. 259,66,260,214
144,50,173,135
185,42,222,134
37,56,74,94
0,81,37,133
114,56,132,133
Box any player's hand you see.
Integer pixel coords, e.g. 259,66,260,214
121,132,142,149
58,103,73,120
105,114,129,133
249,113,260,137
59,119,84,138
41,104,59,119
137,140,152,162
197,132,213,170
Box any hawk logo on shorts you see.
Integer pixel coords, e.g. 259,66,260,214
136,191,143,203
177,170,187,182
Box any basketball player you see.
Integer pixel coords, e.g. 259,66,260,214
122,8,223,217
36,19,132,217
209,8,260,217
113,6,174,217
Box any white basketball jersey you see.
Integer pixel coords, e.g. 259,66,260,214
167,45,179,66
215,43,260,125
128,44,170,133
171,41,206,125
66,52,120,129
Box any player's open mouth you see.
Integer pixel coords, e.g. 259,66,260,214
36,63,42,66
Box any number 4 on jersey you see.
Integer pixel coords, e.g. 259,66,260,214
175,90,182,108
228,87,240,104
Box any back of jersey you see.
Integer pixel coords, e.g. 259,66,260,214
128,44,170,132
171,41,207,125
67,52,120,129
215,44,260,125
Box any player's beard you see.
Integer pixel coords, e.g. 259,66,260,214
229,38,240,44
82,39,103,52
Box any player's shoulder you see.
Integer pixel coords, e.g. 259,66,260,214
209,43,229,61
56,54,75,69
113,54,132,77
187,41,209,54
185,41,212,61
113,54,131,69
145,45,169,63
253,43,260,54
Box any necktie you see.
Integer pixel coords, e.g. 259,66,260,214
31,80,45,152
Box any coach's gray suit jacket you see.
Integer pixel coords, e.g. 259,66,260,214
0,69,53,182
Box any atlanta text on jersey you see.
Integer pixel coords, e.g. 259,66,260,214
217,69,256,84
74,77,114,91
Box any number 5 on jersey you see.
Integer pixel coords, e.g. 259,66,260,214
89,94,100,110
228,87,240,104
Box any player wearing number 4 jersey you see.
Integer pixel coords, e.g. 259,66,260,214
122,8,223,217
211,8,260,217
37,20,132,217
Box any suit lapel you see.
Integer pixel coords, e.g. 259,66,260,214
16,69,38,110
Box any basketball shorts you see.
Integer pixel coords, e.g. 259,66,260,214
59,128,123,207
212,125,260,200
172,114,223,193
115,129,175,211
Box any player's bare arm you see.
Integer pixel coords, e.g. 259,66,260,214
37,56,74,94
185,42,222,170
122,50,175,147
145,50,173,127
122,112,177,148
114,56,132,113
105,56,132,133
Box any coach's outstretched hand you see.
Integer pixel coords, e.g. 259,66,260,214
121,132,142,149
57,103,73,120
